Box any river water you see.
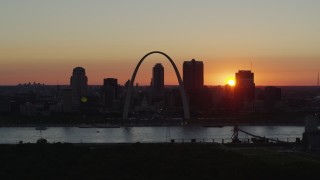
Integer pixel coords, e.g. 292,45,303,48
0,126,305,144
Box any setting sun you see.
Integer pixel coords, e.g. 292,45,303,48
227,79,235,86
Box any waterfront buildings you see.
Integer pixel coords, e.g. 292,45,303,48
151,63,164,92
182,59,205,110
183,59,204,93
101,78,118,108
234,70,255,102
70,67,88,110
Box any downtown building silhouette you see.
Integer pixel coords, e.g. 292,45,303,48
234,70,255,108
101,78,118,108
183,59,204,93
70,67,88,111
150,63,165,106
151,63,164,92
183,59,208,111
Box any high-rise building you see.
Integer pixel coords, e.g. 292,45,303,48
70,67,88,110
101,78,118,107
152,63,164,92
183,59,204,92
235,70,255,102
104,78,118,97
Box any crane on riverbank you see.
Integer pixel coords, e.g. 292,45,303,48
231,124,284,143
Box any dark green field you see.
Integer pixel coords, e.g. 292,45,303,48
0,143,319,180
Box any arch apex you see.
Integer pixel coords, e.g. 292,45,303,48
123,51,190,120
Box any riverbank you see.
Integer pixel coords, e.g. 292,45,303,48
0,143,319,179
0,122,305,128
0,110,311,127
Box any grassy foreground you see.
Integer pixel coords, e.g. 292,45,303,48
0,143,319,180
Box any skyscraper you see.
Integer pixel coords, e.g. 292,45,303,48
234,70,255,102
152,63,164,92
104,78,118,97
183,59,204,92
70,67,88,110
101,78,118,107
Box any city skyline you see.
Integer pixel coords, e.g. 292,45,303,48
1,1,320,86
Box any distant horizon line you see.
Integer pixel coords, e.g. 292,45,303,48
1,84,320,87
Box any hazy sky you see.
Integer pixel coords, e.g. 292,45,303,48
1,0,320,85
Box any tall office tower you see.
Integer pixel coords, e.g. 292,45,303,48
103,78,118,98
102,78,118,107
235,70,255,102
70,67,88,109
152,63,164,92
183,59,204,92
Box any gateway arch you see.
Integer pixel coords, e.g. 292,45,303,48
123,51,190,120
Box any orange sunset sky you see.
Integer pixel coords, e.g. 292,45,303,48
1,0,320,86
